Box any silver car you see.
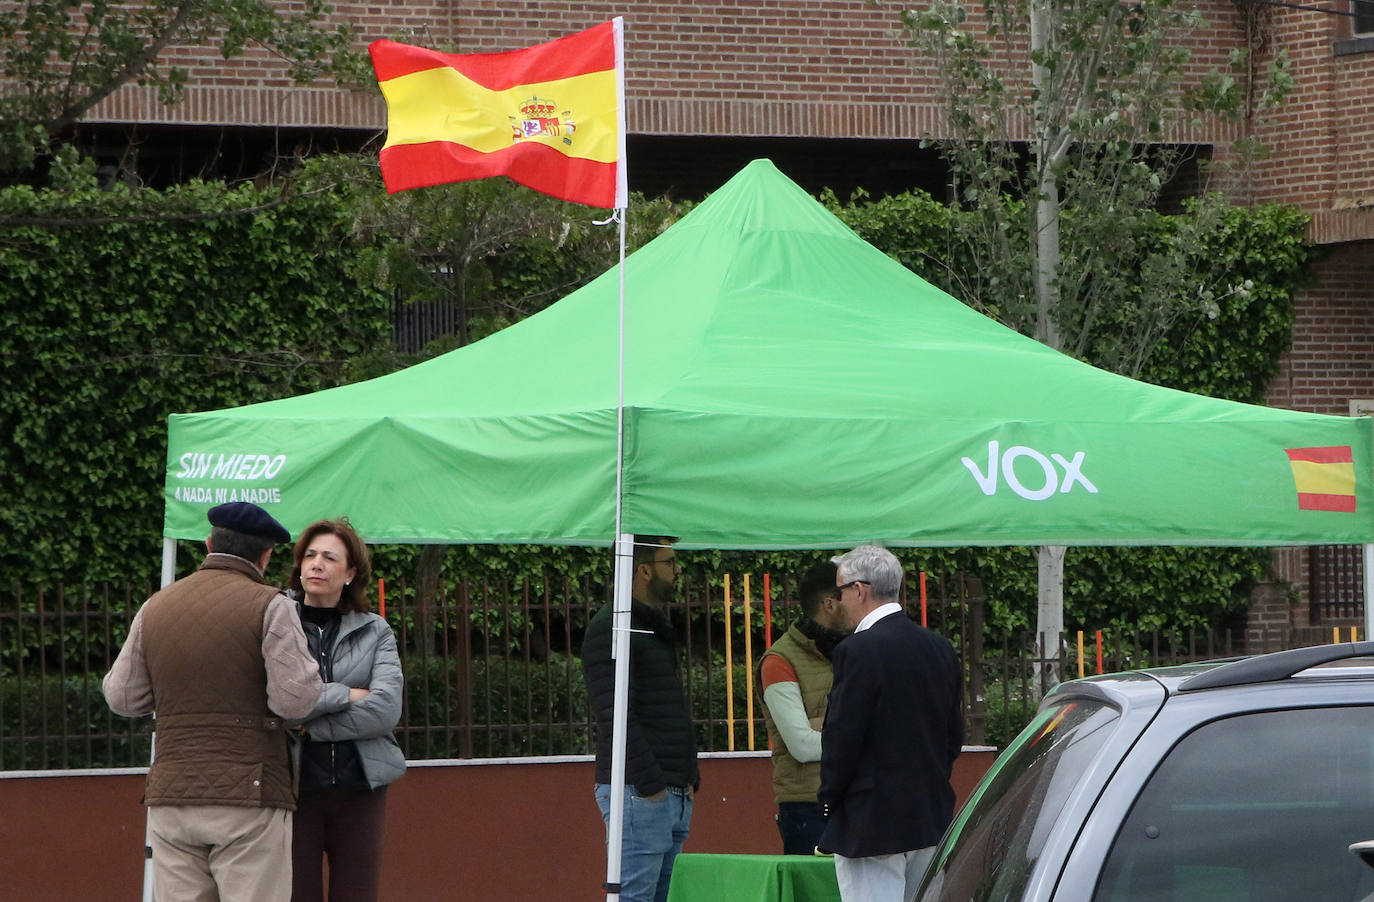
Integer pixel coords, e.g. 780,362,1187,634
916,642,1374,902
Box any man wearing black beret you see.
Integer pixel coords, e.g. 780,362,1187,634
104,502,322,902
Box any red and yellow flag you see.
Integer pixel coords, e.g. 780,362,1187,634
369,19,625,208
1285,445,1357,512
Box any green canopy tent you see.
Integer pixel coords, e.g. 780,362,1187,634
165,158,1373,553
161,159,1373,899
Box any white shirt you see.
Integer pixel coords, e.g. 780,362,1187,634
854,602,903,633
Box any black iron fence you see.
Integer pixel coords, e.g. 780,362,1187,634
0,574,1352,770
1310,544,1366,624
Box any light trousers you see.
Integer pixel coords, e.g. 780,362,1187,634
148,804,292,902
834,845,936,902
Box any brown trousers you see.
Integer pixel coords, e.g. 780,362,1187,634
291,786,388,902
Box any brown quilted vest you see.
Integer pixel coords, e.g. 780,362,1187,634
141,554,297,810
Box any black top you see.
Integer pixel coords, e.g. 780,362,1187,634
297,601,369,793
582,599,700,796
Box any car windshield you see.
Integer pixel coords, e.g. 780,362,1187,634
1093,706,1374,902
917,697,1121,902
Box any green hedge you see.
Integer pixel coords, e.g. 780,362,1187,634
1,152,394,586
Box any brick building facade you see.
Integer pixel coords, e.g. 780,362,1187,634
1243,2,1374,637
75,0,1374,636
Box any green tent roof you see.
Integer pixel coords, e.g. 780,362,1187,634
164,159,1374,548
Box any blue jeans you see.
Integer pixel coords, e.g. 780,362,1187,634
595,784,693,902
776,801,827,855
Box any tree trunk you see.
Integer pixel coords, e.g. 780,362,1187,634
1030,0,1067,686
1035,545,1066,695
414,544,449,656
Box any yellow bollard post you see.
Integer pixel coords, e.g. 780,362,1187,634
1334,627,1340,645
1077,630,1085,679
724,573,734,751
744,574,755,750
1353,626,1360,643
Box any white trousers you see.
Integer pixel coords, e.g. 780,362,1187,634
834,846,936,902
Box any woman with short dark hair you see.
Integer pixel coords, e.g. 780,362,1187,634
289,517,405,902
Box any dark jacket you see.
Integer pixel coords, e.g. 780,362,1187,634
818,610,963,858
582,599,700,796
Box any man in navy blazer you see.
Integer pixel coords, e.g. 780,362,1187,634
818,545,963,902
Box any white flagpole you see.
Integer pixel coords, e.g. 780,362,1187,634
605,208,631,900
604,17,633,902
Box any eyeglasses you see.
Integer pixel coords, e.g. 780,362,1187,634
836,579,869,594
654,556,680,569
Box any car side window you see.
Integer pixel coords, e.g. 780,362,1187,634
918,699,1122,902
1093,706,1374,902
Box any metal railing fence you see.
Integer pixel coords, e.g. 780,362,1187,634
0,574,1348,770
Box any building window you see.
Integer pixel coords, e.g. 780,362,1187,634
1336,0,1374,54
1357,0,1374,35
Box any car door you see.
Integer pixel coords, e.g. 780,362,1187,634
916,677,1166,902
1057,690,1374,902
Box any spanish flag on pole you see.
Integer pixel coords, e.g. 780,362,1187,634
369,19,626,209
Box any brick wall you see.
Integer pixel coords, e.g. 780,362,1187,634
84,1,1241,143
1265,243,1374,628
1247,580,1300,650
71,0,1374,233
1237,5,1374,239
1266,243,1374,415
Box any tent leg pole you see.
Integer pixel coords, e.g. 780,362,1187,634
142,537,177,902
604,533,636,902
160,536,176,590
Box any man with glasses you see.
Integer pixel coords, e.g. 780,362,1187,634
583,535,699,902
817,545,963,902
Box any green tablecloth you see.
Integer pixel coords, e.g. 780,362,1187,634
666,853,841,902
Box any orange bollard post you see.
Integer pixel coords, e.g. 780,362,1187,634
724,573,734,751
744,574,754,751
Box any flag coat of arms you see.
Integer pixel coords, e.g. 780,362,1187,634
369,19,626,208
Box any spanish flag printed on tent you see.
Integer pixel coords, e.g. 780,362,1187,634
369,19,625,208
1286,445,1357,512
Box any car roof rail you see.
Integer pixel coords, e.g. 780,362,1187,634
1179,641,1374,692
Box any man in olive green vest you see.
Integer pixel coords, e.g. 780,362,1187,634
758,562,850,854
104,502,322,902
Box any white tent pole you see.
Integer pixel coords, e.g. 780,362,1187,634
1364,544,1373,642
160,536,176,588
142,537,176,902
606,532,634,900
604,188,632,899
